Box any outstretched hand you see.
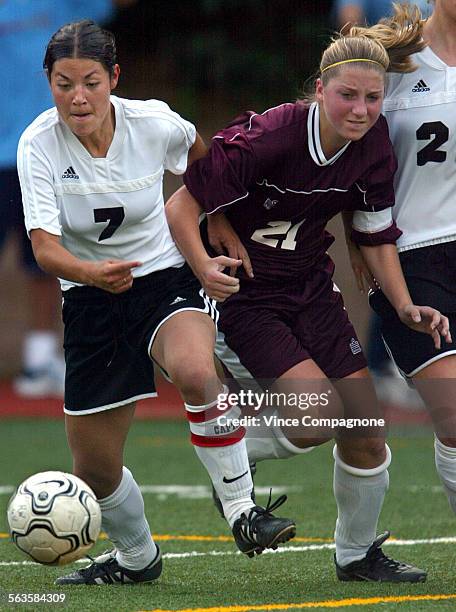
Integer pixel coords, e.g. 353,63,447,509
398,304,452,349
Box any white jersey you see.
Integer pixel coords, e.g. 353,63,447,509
17,96,196,290
384,47,456,252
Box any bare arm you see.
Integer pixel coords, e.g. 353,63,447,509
31,229,141,294
341,211,375,293
188,132,207,166
166,186,242,301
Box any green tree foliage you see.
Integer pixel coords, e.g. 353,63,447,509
113,0,334,111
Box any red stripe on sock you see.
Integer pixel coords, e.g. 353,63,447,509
191,427,245,447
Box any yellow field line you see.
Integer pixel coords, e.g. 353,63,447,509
143,593,456,612
0,532,332,543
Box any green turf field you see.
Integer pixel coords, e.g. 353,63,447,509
1,418,456,612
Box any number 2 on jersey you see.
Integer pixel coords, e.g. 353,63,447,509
251,219,305,251
94,207,125,241
416,121,448,166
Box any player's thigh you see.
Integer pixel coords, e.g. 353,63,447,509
151,310,219,401
414,354,456,445
217,305,310,381
294,282,367,379
272,358,341,447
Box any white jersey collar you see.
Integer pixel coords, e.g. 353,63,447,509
59,95,126,160
417,46,449,71
307,102,350,166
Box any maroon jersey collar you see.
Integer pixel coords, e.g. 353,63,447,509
307,102,350,167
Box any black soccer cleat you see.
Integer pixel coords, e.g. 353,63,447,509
335,532,427,583
212,462,257,520
55,546,162,585
232,491,296,557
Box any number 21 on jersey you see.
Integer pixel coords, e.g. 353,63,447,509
250,219,305,251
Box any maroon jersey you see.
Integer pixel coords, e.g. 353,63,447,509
184,102,401,283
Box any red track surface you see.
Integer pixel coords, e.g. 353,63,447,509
0,379,432,426
0,378,183,419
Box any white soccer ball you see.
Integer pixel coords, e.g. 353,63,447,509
7,471,101,566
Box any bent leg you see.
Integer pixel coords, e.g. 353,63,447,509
152,311,254,527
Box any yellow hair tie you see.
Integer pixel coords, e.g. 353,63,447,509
321,58,384,73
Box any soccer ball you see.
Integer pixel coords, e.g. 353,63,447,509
7,471,101,565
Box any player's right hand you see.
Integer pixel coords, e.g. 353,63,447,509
85,259,142,293
197,256,242,302
207,213,254,278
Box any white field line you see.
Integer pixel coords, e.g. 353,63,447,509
1,537,456,567
0,485,299,499
0,484,445,498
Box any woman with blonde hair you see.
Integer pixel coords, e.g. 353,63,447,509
166,4,449,582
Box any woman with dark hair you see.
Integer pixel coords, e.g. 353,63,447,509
166,4,449,583
18,19,295,586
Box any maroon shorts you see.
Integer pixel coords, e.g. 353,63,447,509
216,265,366,381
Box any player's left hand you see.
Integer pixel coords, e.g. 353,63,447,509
346,237,377,293
398,305,452,349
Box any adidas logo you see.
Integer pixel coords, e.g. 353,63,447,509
170,296,186,305
412,79,430,93
349,338,362,355
61,166,79,179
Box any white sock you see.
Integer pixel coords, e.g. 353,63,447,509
23,331,58,371
333,444,391,567
98,466,157,571
194,439,254,527
435,436,456,514
185,388,255,527
246,407,315,462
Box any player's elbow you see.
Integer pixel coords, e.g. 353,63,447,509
166,185,201,229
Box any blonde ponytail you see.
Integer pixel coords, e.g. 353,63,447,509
345,3,426,72
320,3,425,83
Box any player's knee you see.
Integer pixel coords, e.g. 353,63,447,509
337,437,386,466
170,360,218,401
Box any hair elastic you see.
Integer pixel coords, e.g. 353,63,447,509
321,58,384,73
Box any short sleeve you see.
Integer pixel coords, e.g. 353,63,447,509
17,132,61,237
350,120,402,246
162,107,196,175
184,115,268,214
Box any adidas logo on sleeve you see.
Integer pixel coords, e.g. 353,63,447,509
61,166,79,179
411,79,430,93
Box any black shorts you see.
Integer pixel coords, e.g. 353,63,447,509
63,264,218,414
369,241,456,376
0,167,42,274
